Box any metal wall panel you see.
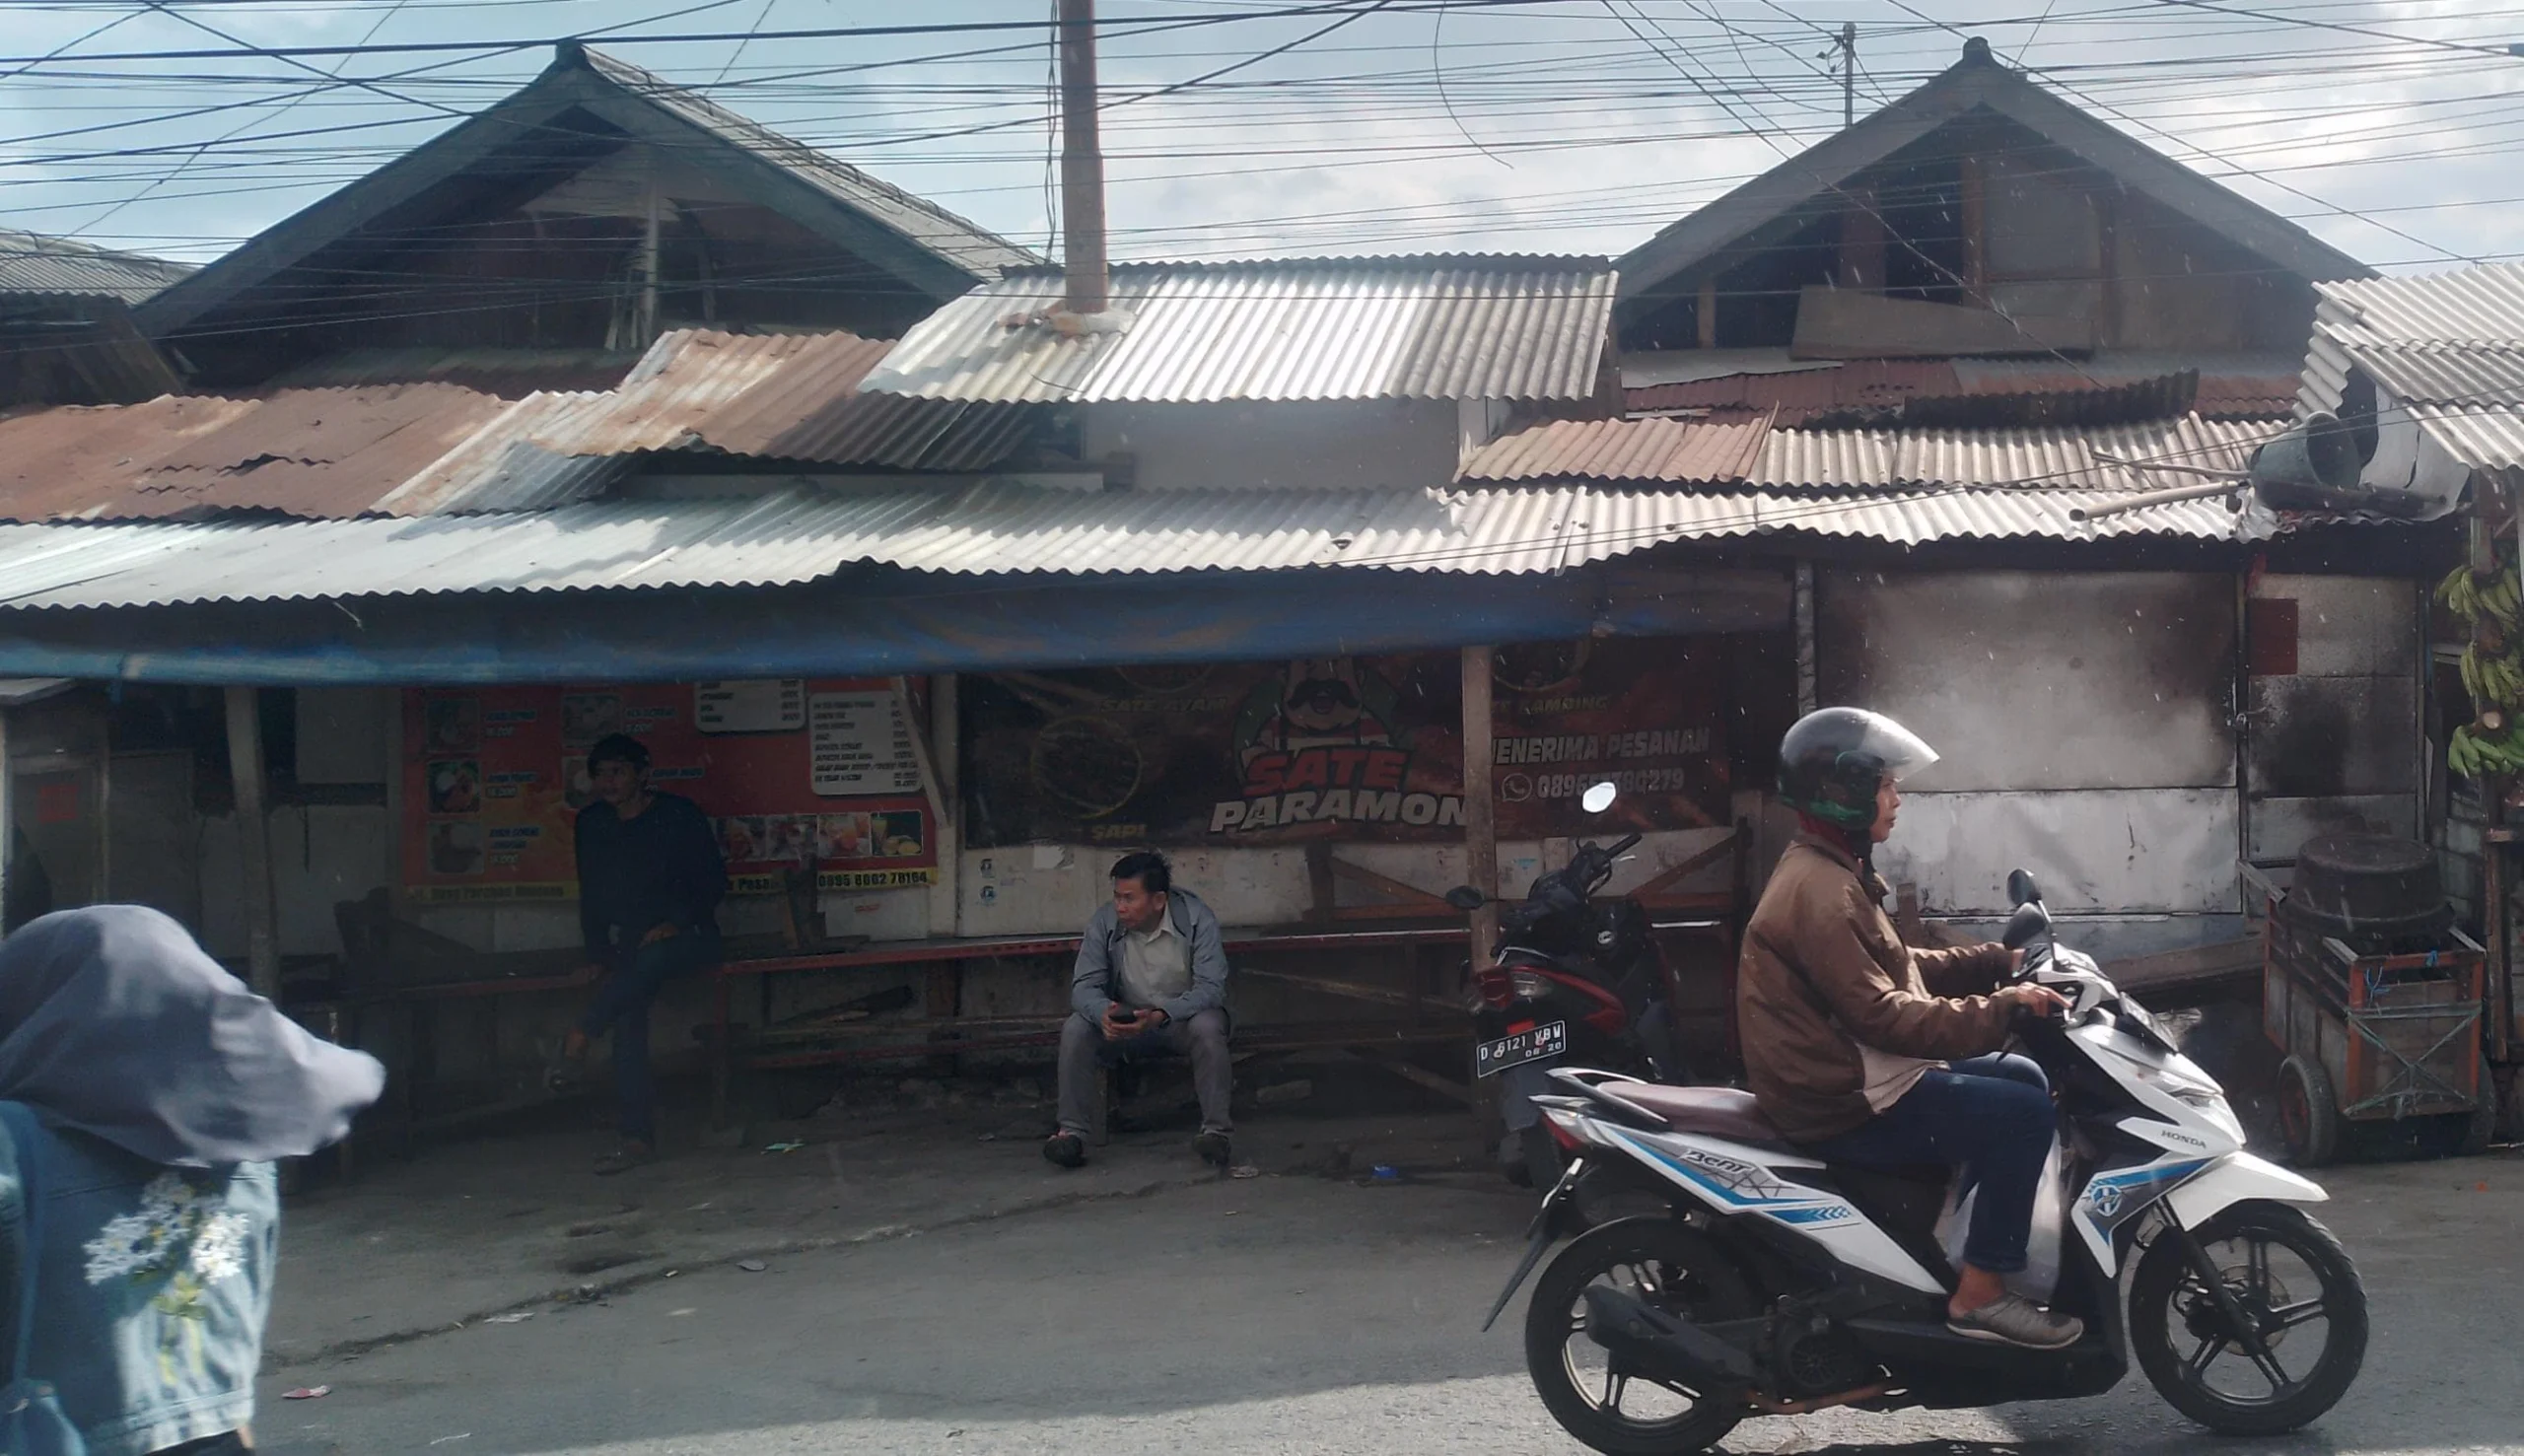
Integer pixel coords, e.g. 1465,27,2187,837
2244,573,2419,867
1877,788,2239,916
1817,569,2237,794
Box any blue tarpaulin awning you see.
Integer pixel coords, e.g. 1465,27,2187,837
0,565,1791,687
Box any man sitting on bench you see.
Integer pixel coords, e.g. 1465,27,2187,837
1045,852,1233,1170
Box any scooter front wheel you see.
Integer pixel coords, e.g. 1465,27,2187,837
2130,1202,2368,1436
1522,1217,1756,1456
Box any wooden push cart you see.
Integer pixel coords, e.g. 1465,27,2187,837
2243,861,2497,1164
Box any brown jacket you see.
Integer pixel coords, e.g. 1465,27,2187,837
1738,835,2017,1143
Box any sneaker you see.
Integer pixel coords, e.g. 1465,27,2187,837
1042,1133,1087,1169
1194,1130,1233,1168
1947,1293,2083,1350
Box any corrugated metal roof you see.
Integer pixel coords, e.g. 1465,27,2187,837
264,347,645,396
861,256,1614,404
1750,415,2275,492
2297,262,2524,469
0,228,192,304
0,478,2244,611
377,328,1038,513
1625,353,2298,426
0,330,1041,520
1458,415,1773,483
579,49,1034,278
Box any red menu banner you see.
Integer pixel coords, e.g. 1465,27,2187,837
401,679,937,905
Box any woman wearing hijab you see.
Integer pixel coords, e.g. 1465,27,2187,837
0,905,384,1456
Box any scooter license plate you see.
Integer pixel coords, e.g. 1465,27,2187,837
1476,1020,1567,1077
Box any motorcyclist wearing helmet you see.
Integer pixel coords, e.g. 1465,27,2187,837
1738,707,2081,1351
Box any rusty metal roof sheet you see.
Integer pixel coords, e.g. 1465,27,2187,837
861,256,1614,404
263,347,645,396
1458,415,1773,483
2298,262,2524,469
1463,413,2275,493
0,389,518,522
0,329,1042,520
376,329,1039,513
0,476,2249,610
0,228,192,304
1626,353,2297,426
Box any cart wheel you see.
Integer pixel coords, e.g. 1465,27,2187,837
2279,1056,2341,1168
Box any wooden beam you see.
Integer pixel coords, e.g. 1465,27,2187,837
1329,855,1455,914
1696,277,1718,349
1837,189,1883,291
1958,155,1988,304
1462,646,1499,976
224,687,281,1001
1362,1051,1479,1107
1629,831,1738,901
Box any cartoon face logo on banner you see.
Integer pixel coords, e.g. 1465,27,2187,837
1213,658,1463,835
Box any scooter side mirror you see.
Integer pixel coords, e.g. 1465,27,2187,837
2005,868,2042,907
1580,782,1618,814
1442,885,1487,912
1999,899,2051,950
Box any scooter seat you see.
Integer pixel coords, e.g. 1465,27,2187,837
1599,1082,1787,1147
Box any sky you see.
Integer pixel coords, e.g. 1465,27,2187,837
0,0,2519,276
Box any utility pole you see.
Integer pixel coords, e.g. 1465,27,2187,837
1839,23,1857,129
1056,0,1109,316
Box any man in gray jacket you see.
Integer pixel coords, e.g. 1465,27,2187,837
1044,851,1233,1169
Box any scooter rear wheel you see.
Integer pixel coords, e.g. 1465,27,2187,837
1522,1217,1756,1456
2130,1202,2368,1436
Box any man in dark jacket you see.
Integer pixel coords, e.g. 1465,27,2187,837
1044,852,1233,1170
1740,707,2073,1350
561,733,726,1173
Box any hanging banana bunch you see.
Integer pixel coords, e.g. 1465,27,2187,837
2441,555,2524,780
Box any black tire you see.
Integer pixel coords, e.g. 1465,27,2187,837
2278,1056,2341,1168
1522,1217,1756,1456
2131,1202,2368,1436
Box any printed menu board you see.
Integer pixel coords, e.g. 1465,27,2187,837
402,678,936,904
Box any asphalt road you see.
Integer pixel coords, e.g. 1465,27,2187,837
257,1152,2522,1456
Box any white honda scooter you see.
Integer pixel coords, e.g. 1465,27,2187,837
1484,868,2366,1455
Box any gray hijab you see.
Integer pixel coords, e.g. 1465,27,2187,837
0,905,385,1167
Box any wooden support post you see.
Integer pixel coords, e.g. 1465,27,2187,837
224,687,282,1002
1958,156,1989,305
1305,842,1337,924
1837,188,1883,292
911,674,960,937
2498,487,2520,1061
0,709,11,930
1793,560,1819,716
1462,646,1499,977
1696,277,1718,350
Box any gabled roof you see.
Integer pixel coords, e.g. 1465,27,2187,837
1617,37,2370,303
137,42,1037,340
862,255,1614,404
0,228,193,304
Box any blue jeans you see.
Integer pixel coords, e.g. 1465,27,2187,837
1805,1052,2053,1275
579,929,720,1144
